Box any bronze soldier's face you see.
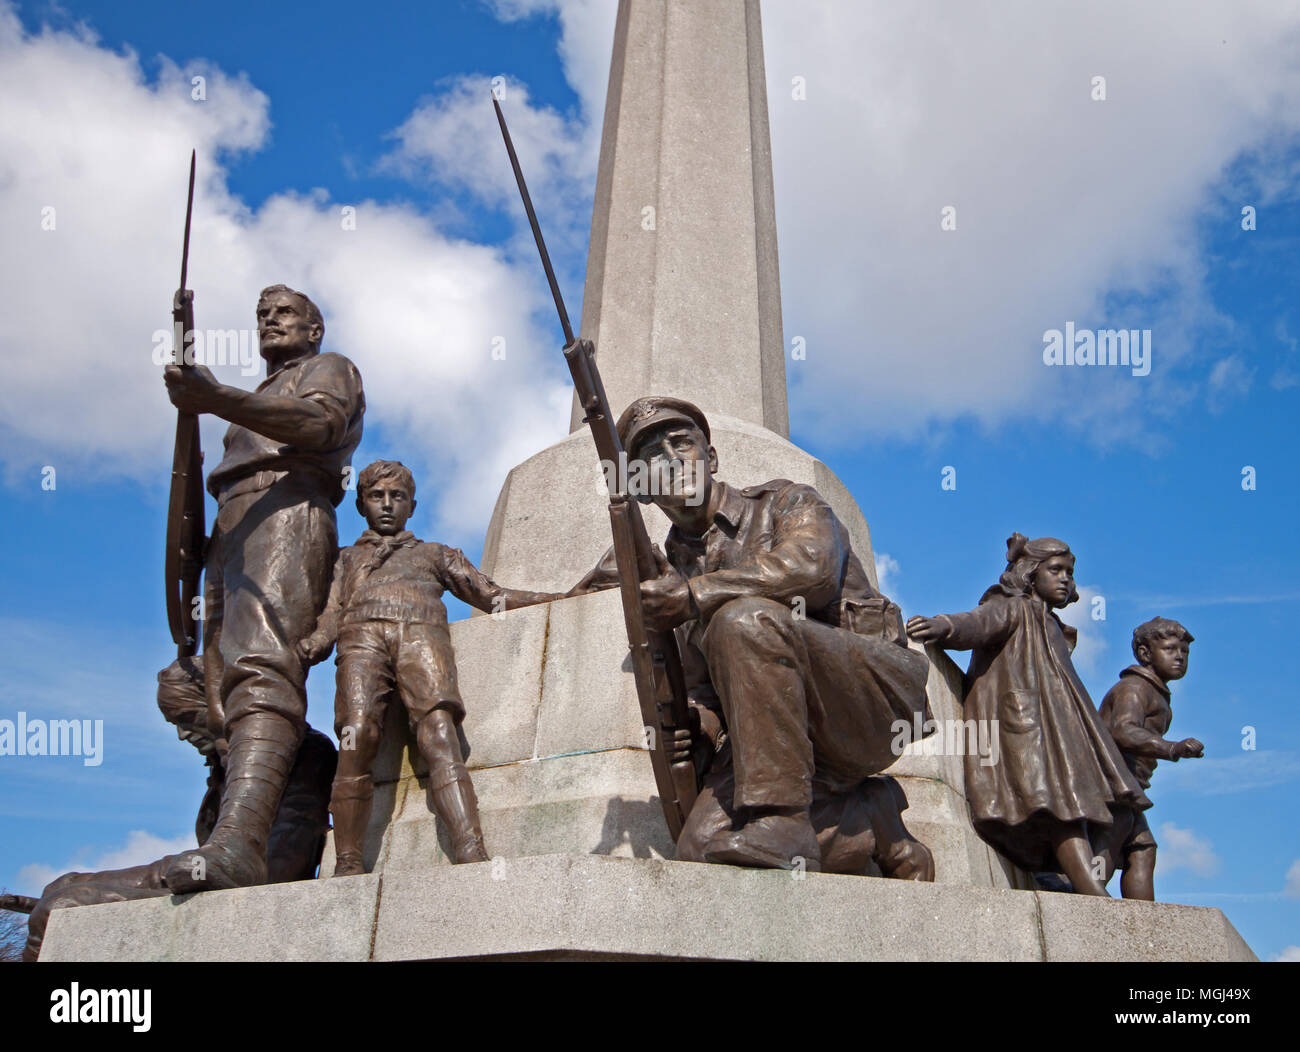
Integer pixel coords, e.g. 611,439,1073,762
1031,554,1075,608
359,480,415,536
256,292,319,362
1144,637,1189,681
633,424,713,511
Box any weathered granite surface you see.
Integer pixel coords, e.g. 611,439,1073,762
41,854,1256,962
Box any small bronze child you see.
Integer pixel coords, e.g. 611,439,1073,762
300,460,564,874
1094,617,1204,900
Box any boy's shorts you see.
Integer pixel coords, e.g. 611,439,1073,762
1094,805,1157,874
334,619,466,736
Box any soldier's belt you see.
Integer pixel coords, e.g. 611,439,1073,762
216,466,337,504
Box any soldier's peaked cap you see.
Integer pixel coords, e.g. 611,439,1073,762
617,396,711,456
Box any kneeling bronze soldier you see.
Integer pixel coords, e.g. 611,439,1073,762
575,397,933,875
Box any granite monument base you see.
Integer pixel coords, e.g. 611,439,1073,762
39,852,1257,962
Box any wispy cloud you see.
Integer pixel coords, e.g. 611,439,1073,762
1285,859,1300,900
15,829,196,897
1111,591,1300,608
1155,750,1300,795
874,553,904,610
1155,822,1221,878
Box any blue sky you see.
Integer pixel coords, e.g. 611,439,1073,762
0,0,1297,960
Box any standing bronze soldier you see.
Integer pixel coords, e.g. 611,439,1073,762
161,284,364,891
574,397,933,873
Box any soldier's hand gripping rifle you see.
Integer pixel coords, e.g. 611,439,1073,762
164,150,206,658
493,98,699,839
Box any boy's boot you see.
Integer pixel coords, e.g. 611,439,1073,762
329,774,373,876
429,762,489,863
165,712,301,892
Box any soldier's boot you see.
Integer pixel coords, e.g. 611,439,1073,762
702,806,822,873
869,777,935,881
329,774,373,877
429,762,489,864
165,713,301,893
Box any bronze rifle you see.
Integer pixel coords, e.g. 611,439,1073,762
164,150,206,658
492,97,698,839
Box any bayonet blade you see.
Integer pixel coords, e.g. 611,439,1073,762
493,97,575,346
179,149,195,292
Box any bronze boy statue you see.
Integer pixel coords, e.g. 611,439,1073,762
299,460,565,874
907,533,1151,895
1094,617,1204,900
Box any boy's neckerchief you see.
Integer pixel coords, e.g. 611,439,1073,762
353,530,419,581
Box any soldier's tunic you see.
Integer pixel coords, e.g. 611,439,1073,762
590,479,930,816
203,350,364,729
302,531,560,736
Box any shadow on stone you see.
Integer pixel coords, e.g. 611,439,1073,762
591,796,676,859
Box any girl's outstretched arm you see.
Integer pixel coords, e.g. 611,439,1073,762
907,596,1019,651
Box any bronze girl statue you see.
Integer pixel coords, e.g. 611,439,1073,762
906,533,1150,894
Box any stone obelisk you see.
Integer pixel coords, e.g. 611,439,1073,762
389,0,1017,891
481,0,877,593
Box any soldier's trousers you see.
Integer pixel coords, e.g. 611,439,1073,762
696,597,930,810
204,476,337,731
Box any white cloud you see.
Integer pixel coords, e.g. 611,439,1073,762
15,829,196,896
5,0,1299,539
873,552,913,615
485,1,1300,447
873,552,900,597
1285,858,1300,900
490,0,616,127
383,74,596,250
1276,945,1300,962
1155,749,1300,795
1207,354,1255,412
0,5,572,539
1155,822,1221,878
763,1,1300,446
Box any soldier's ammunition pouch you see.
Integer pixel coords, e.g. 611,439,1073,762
838,596,908,647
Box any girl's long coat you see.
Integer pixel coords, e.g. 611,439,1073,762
938,592,1151,871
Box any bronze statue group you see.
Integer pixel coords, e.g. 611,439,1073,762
6,284,1203,960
